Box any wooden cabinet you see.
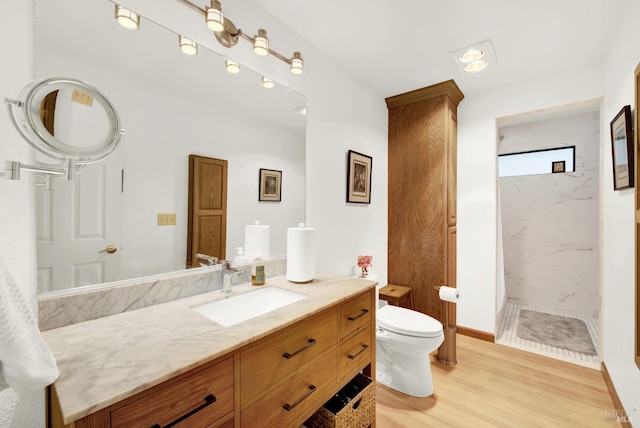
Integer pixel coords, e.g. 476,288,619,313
47,289,375,428
240,308,338,404
111,357,234,428
386,80,463,326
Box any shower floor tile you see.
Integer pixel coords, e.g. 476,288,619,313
496,302,600,369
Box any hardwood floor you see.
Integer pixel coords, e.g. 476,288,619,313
376,334,619,427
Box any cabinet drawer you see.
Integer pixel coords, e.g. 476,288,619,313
339,292,372,339
240,349,338,428
240,308,337,404
111,357,234,428
339,326,372,379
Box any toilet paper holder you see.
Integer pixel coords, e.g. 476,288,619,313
435,285,457,366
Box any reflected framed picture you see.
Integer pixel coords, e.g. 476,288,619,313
610,105,634,190
346,150,372,204
259,168,282,201
552,160,565,173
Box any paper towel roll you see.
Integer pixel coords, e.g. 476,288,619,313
287,223,316,283
439,286,459,303
245,221,270,260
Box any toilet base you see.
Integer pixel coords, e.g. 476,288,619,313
376,350,435,397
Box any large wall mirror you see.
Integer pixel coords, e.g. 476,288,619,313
35,0,306,294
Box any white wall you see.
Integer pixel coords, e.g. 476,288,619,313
1,0,388,425
600,0,640,421
458,1,640,418
457,65,604,334
499,112,600,317
0,2,45,427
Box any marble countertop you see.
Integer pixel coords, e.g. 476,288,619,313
41,272,376,425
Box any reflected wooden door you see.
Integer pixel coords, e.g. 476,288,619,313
187,155,228,268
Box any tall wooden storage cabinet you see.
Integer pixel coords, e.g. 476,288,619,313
385,80,463,326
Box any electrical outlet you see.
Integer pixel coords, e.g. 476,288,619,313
157,213,176,225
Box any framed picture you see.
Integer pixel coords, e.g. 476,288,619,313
346,150,372,204
610,105,634,190
552,160,565,173
259,168,282,201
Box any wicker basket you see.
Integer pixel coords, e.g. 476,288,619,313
304,374,375,428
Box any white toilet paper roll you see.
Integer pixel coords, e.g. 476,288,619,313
245,221,270,259
439,286,459,303
287,223,316,283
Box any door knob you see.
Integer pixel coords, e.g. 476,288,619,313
99,245,118,254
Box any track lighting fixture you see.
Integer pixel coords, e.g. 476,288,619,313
115,5,140,30
179,0,304,74
225,59,240,74
205,0,224,32
262,76,274,89
179,35,198,55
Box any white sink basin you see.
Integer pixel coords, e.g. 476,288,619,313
192,287,307,327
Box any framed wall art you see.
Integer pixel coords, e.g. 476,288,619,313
610,105,634,190
259,168,282,201
552,160,566,173
346,150,372,204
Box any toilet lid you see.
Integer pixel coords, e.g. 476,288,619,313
377,305,443,338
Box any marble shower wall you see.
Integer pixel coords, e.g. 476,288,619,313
498,111,599,318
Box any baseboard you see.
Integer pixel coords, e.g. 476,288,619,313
601,362,633,427
456,326,495,342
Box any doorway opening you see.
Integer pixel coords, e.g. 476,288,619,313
495,99,602,368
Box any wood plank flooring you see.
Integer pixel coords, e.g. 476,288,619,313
376,334,619,427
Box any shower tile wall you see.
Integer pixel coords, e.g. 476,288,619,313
499,111,599,318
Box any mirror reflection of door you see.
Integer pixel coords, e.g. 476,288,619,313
187,155,228,268
36,155,123,292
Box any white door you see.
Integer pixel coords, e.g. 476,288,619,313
36,154,122,293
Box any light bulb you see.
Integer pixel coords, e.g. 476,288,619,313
253,29,269,56
115,5,140,30
262,77,274,89
225,59,240,74
179,35,198,55
206,0,224,32
290,52,303,75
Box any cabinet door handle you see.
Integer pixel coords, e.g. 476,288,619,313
150,394,216,428
282,385,317,411
347,343,369,360
348,308,369,321
282,338,317,359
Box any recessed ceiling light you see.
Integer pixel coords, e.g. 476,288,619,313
450,40,497,75
460,49,484,63
465,60,488,73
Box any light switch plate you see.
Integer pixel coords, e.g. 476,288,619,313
157,213,176,225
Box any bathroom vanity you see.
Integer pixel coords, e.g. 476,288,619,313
43,273,376,427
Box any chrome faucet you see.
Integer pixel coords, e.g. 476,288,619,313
196,253,218,266
219,260,243,292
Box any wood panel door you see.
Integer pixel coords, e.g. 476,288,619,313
187,155,227,268
386,81,463,323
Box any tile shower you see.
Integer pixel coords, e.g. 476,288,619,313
496,109,600,365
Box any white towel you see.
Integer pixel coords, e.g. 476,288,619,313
0,258,59,393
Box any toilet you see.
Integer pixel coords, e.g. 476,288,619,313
376,301,444,397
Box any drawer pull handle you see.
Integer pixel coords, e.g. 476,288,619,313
348,308,369,321
282,385,317,411
283,338,317,359
348,343,369,359
150,394,216,428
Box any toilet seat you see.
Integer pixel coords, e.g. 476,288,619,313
377,305,443,338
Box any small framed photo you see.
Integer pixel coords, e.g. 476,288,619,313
610,105,634,190
346,150,372,204
552,160,565,173
259,168,282,201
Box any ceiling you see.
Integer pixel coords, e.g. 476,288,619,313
259,0,629,98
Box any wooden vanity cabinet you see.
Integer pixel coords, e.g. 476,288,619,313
47,289,376,428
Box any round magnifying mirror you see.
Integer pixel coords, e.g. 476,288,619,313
6,77,123,164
